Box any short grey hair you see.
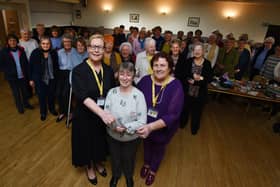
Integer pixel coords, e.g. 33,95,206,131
119,42,133,54
20,28,29,33
118,62,136,77
144,37,156,50
264,36,275,44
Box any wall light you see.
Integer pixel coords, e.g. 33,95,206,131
224,10,237,20
103,4,112,13
159,6,170,16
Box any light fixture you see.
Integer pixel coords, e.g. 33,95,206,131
224,10,237,20
103,4,112,13
159,6,170,16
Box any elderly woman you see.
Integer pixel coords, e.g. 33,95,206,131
137,52,184,185
50,25,62,50
133,29,146,55
103,35,122,78
19,28,39,60
119,42,135,63
170,39,182,68
71,34,115,185
175,43,212,134
29,36,59,120
56,34,75,123
105,62,147,187
0,34,33,114
72,37,88,68
134,37,156,83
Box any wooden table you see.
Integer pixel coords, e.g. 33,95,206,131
208,84,280,104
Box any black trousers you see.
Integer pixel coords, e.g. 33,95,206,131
35,79,56,116
107,135,140,179
180,95,205,134
8,78,30,113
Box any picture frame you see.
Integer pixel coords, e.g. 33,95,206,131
129,13,140,23
187,17,200,27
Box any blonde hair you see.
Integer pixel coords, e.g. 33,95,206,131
89,34,104,44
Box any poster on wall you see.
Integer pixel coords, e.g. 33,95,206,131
129,13,140,23
187,17,200,27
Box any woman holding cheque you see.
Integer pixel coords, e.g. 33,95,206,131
137,52,184,185
105,62,147,187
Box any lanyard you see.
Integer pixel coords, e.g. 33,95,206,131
151,75,170,107
87,59,104,96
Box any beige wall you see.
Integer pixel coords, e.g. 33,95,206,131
73,0,280,42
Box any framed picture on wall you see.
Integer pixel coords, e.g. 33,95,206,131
129,13,140,23
188,17,200,27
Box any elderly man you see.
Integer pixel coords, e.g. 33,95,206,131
19,28,38,60
204,33,219,68
215,37,239,78
250,36,275,80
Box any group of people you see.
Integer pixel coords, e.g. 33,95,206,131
71,34,185,187
0,23,279,187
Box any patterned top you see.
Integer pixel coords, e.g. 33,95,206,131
188,62,203,97
105,86,147,142
261,55,280,80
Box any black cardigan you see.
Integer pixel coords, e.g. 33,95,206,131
29,48,59,82
0,46,29,81
175,57,213,99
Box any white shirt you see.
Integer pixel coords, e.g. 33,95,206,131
19,39,38,60
204,43,219,68
135,51,152,84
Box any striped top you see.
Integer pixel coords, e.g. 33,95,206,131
260,55,280,80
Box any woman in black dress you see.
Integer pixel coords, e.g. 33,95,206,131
175,43,213,135
71,34,115,185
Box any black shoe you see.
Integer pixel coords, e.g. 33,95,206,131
87,176,97,185
24,104,34,110
41,115,46,121
18,109,24,114
56,114,65,123
96,168,107,177
191,129,198,135
126,177,134,187
49,110,58,116
110,177,119,187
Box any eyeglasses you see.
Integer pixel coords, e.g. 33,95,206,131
88,45,104,51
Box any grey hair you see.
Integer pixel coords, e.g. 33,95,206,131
118,62,136,77
61,33,73,47
264,36,275,44
119,42,133,54
208,33,217,40
20,28,29,33
144,37,156,50
192,42,204,52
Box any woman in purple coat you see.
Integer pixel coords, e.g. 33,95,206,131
137,52,184,186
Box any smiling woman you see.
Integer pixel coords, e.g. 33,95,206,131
137,52,184,185
104,62,147,187
71,34,115,185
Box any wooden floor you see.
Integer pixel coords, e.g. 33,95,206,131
1,80,280,187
